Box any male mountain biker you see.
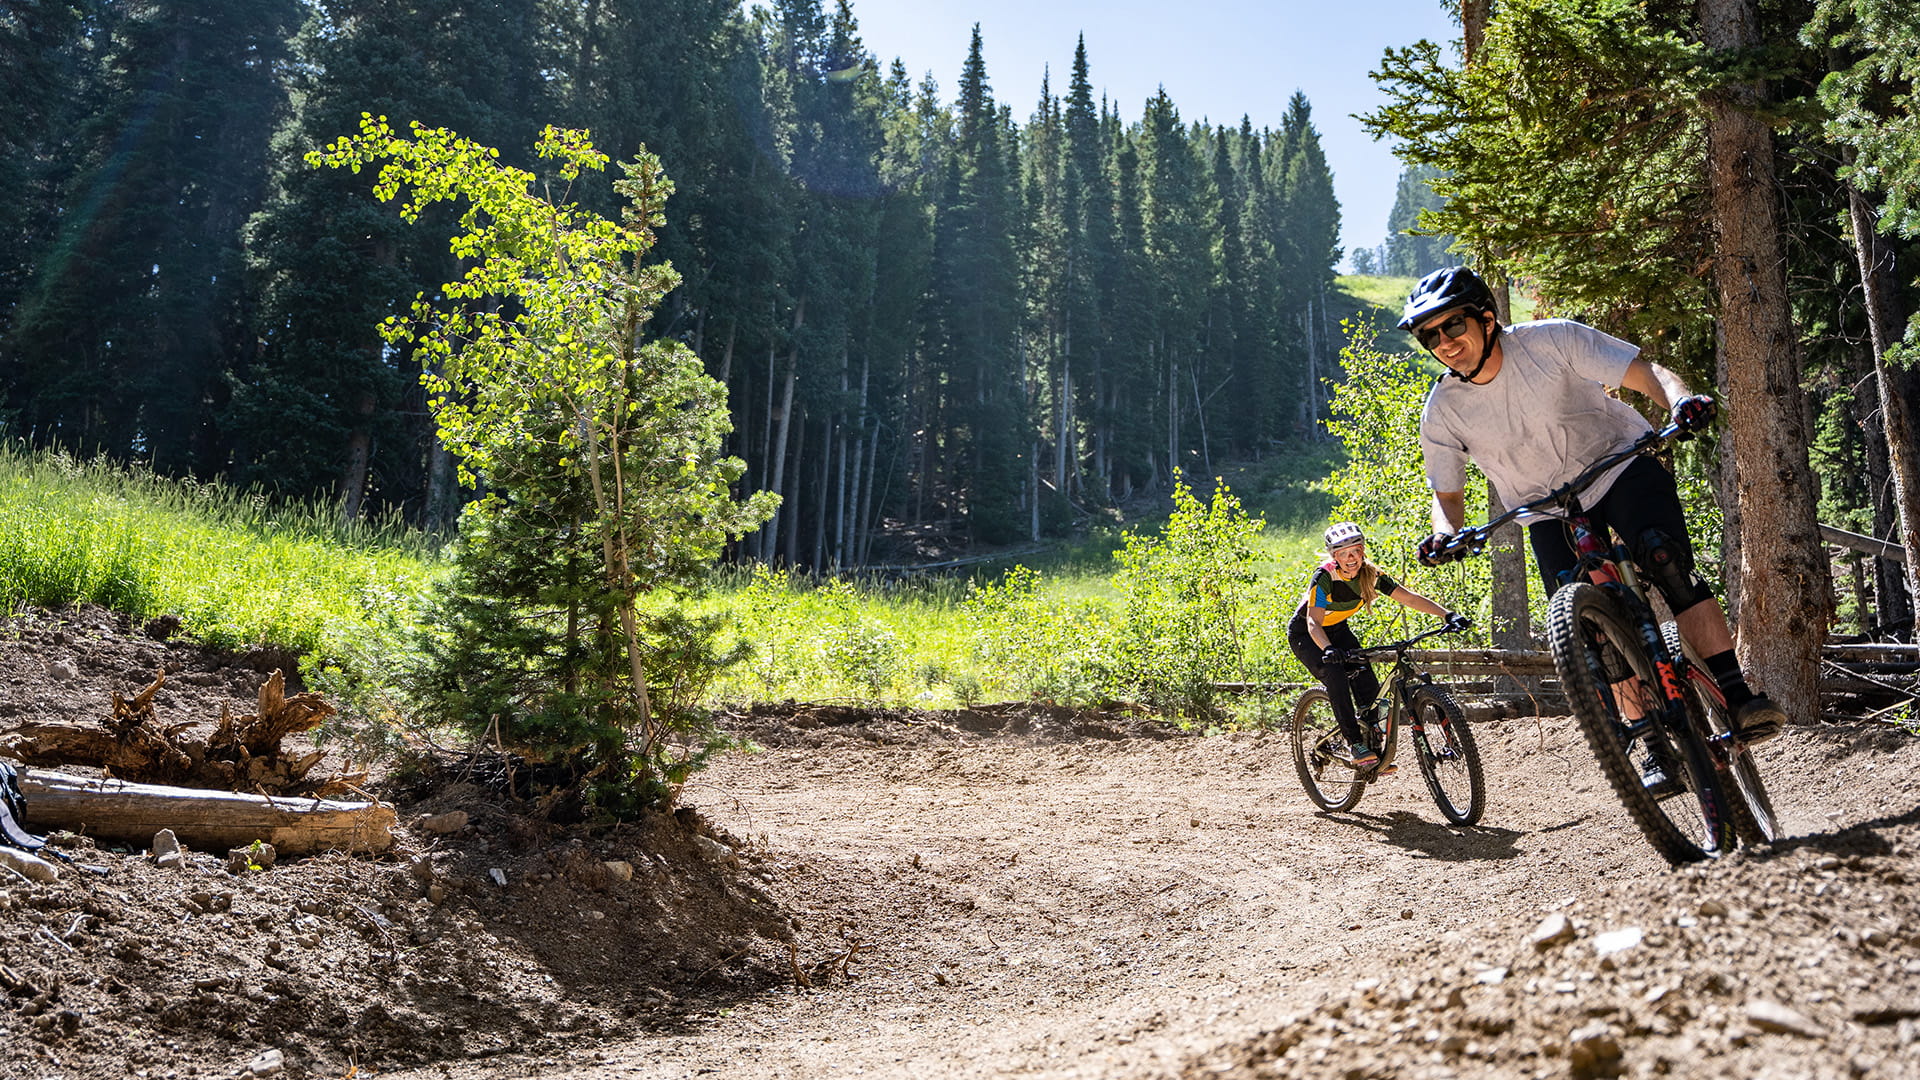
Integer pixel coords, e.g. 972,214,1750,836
1401,266,1786,773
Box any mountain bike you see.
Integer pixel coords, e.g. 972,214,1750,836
1433,422,1777,863
1290,621,1485,825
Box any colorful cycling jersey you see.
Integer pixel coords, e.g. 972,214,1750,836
1298,561,1400,626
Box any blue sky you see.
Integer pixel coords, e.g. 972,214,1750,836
815,0,1462,269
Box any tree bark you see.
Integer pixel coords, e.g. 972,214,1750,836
338,387,376,524
19,769,395,855
1700,0,1830,717
1845,181,1920,630
1460,0,1530,651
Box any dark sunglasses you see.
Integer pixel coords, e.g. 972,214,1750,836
1416,312,1476,350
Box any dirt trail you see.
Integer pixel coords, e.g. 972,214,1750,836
378,708,1920,1080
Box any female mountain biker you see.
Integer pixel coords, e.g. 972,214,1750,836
1288,521,1468,769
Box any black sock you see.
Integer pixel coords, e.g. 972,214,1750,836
1702,650,1754,707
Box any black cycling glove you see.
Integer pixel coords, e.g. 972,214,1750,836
1672,394,1716,437
1418,533,1468,566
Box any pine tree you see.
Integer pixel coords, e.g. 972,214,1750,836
1808,0,1920,615
0,0,94,356
927,26,1023,543
1063,41,1117,499
1269,92,1342,437
236,0,548,521
1383,163,1456,276
3,0,298,474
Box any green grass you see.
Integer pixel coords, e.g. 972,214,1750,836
699,445,1350,713
0,436,1356,728
1337,273,1421,317
0,445,443,658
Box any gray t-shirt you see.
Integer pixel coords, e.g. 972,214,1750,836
1420,319,1648,524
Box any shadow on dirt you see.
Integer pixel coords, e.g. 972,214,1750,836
1325,808,1526,861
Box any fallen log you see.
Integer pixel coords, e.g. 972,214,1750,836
17,768,395,855
1404,648,1559,676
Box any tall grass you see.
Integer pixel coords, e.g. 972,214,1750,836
701,450,1358,719
0,446,442,657
0,441,1376,730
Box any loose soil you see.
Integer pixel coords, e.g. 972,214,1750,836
3,605,1919,1080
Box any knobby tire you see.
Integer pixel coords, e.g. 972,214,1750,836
1290,688,1365,812
1409,684,1484,826
1547,582,1732,864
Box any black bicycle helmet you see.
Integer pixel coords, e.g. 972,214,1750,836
1398,266,1496,331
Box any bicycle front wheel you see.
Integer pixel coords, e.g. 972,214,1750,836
1409,684,1484,826
1547,582,1731,863
1290,688,1366,812
1662,622,1780,846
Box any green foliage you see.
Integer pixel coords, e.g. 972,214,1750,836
1320,324,1491,622
1323,324,1457,541
316,118,776,809
962,565,1116,707
814,579,904,700
1812,3,1920,240
0,444,437,657
1810,1,1920,375
1110,473,1265,716
1384,163,1456,277
1365,0,1717,348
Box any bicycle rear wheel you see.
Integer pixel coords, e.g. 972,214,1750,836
1290,688,1366,812
1662,622,1780,846
1547,582,1731,863
1409,684,1484,826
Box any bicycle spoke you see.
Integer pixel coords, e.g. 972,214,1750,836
1291,688,1366,812
1549,583,1732,864
1409,684,1484,826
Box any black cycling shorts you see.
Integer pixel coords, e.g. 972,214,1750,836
1525,455,1717,611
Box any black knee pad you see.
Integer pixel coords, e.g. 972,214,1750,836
1635,527,1715,611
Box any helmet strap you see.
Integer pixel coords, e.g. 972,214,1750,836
1446,313,1498,383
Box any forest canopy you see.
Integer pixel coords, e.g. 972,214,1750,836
0,0,1347,569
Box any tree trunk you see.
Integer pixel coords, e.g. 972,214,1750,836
338,387,376,524
1701,0,1830,717
856,421,878,567
763,357,797,563
19,769,395,855
784,410,805,565
1845,180,1920,630
423,425,458,534
1057,357,1071,498
811,419,829,571
1461,0,1530,652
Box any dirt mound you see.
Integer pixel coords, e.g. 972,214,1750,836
0,606,798,1079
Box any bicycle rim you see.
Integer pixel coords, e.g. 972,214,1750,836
1662,623,1780,846
1410,684,1484,826
1290,688,1365,812
1547,583,1731,863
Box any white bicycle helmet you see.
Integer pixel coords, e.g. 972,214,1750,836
1324,521,1366,552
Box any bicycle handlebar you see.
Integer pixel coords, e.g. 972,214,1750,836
1352,621,1467,661
1431,422,1683,562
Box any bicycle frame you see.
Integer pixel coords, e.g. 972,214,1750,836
1562,494,1695,742
1439,423,1702,741
1440,421,1747,858
1353,622,1465,770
